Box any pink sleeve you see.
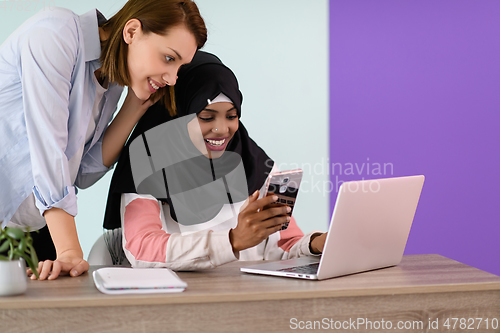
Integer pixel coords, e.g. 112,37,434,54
277,216,304,252
123,198,170,263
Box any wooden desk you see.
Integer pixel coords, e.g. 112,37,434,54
0,254,499,332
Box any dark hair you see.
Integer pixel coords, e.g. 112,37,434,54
99,0,207,115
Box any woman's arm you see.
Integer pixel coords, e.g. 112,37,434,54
31,208,89,280
21,20,78,217
101,89,161,167
75,80,162,189
19,18,89,279
309,232,328,254
122,192,292,270
122,195,237,270
261,217,324,260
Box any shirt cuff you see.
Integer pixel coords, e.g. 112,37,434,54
209,229,239,266
33,185,77,217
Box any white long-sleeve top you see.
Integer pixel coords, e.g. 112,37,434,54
120,185,322,271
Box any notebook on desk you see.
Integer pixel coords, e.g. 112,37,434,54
241,175,425,280
93,267,187,294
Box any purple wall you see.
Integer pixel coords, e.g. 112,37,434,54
329,0,500,275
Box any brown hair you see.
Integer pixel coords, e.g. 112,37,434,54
99,0,207,115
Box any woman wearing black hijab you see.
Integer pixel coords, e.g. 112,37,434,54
103,51,326,269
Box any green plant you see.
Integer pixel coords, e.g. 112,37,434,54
0,227,39,279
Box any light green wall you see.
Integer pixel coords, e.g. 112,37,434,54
1,0,329,259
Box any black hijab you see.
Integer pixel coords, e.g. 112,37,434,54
103,51,273,229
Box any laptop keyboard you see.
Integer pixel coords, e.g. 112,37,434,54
277,263,319,274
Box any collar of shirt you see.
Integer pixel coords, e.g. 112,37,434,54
79,9,107,63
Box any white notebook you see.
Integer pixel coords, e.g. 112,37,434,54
93,267,187,294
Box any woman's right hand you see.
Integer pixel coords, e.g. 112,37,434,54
28,250,89,280
124,86,164,114
229,190,290,253
122,87,155,115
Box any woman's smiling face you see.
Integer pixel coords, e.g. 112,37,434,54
125,21,198,100
187,102,239,159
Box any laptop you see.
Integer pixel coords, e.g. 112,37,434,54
240,175,425,280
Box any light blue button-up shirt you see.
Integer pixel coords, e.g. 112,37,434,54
0,8,124,228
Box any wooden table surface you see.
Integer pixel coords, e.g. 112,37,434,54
1,254,499,332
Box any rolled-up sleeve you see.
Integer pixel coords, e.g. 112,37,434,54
20,18,80,217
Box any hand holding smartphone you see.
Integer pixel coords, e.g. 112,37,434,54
263,169,303,230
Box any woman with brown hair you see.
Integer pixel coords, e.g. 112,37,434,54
0,0,207,280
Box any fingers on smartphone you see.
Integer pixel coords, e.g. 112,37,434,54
263,169,302,230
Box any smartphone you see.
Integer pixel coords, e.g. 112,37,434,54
263,169,303,230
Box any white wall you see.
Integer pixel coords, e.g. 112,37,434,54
1,0,329,259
